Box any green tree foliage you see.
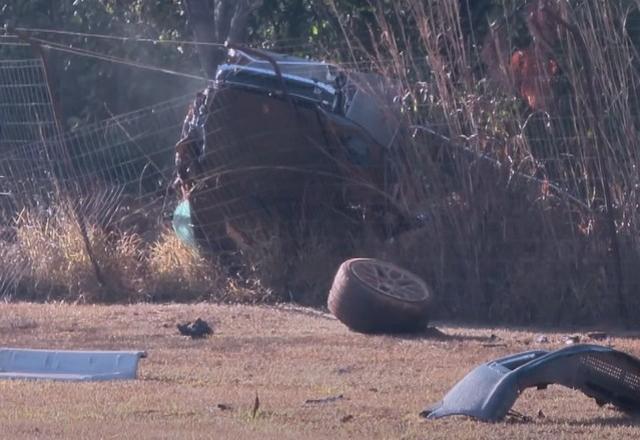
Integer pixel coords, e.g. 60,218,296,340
0,0,374,125
251,0,372,55
0,0,519,128
1,1,199,126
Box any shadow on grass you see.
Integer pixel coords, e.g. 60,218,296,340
504,413,640,428
383,326,497,342
548,413,640,428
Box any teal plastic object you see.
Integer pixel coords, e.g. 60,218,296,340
172,200,198,249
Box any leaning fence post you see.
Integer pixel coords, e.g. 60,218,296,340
9,26,110,292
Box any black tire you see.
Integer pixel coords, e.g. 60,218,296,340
328,258,432,334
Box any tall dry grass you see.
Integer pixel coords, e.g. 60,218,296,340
0,195,256,304
14,205,140,302
146,229,222,302
331,0,640,324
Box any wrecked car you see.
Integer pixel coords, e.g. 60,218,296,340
172,45,408,252
421,344,640,422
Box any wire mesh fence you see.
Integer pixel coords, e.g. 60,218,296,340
0,55,58,222
0,58,57,149
0,42,206,300
0,44,196,221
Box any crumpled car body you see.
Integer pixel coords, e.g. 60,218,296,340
172,46,406,252
422,344,640,422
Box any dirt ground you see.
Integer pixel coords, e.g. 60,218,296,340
1,303,640,439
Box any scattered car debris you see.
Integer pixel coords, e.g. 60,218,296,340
0,348,146,381
304,394,345,405
505,409,532,423
335,366,353,375
328,258,432,334
564,335,581,345
252,392,260,418
482,343,508,348
177,318,213,338
534,335,549,344
421,344,640,422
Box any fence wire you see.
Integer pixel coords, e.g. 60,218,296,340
0,58,57,149
0,47,197,228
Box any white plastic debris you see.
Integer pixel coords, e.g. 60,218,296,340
0,348,146,381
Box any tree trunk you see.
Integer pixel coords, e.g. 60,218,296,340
183,0,222,78
183,0,263,78
227,0,259,43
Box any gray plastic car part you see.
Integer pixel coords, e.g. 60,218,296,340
422,344,640,421
0,348,146,381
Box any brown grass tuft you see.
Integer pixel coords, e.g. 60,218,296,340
12,204,143,302
1,200,231,304
146,229,222,302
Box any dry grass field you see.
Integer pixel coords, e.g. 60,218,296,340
1,302,640,439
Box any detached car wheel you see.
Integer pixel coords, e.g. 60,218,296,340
328,258,432,333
